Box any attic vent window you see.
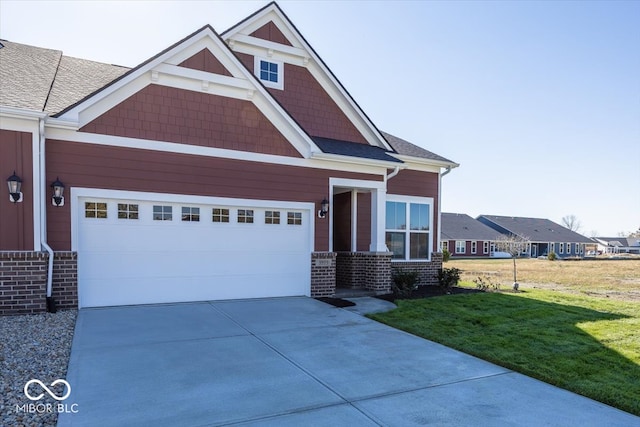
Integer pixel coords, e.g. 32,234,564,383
254,57,284,90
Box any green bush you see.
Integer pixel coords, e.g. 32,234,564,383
391,269,420,298
548,251,557,261
437,267,461,290
442,248,451,262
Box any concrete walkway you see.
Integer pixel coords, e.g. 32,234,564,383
59,297,639,426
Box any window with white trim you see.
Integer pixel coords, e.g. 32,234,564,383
287,212,302,225
254,57,284,90
85,202,107,219
212,208,229,223
153,205,172,221
559,243,564,254
181,207,200,222
455,241,465,254
385,200,431,260
118,203,138,220
483,241,489,254
265,211,280,224
238,209,254,224
471,241,477,254
441,241,448,252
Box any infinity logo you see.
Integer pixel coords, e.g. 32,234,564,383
24,379,71,401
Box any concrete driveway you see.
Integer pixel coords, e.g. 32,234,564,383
58,297,638,426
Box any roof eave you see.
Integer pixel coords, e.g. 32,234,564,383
392,154,460,169
311,152,405,169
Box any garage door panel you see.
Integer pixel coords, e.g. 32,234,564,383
77,196,312,307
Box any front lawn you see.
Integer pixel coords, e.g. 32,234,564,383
369,289,640,415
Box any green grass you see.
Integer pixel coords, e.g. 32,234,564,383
369,289,640,415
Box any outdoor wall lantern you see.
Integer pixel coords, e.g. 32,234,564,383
318,198,329,218
51,177,65,207
6,171,23,203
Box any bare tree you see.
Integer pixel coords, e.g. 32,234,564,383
494,234,529,290
562,214,582,232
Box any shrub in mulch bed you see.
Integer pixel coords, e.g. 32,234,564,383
377,286,483,302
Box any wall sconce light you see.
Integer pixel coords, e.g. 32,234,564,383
51,177,65,207
6,171,23,203
317,198,329,218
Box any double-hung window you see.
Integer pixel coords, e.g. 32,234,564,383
385,197,432,260
455,241,465,254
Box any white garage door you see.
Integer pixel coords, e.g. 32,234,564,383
76,193,312,308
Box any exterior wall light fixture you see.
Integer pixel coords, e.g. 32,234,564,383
318,198,329,218
6,171,23,203
51,177,65,206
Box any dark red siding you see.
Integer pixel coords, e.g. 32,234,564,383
387,169,440,252
179,49,232,76
235,52,368,144
81,85,301,157
250,21,293,46
45,140,382,252
356,192,371,251
0,130,34,250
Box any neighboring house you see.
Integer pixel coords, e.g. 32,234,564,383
441,213,503,258
592,237,640,254
477,215,593,258
0,2,458,314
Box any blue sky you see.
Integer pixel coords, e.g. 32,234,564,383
2,0,638,236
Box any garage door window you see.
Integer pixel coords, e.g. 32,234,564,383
182,207,200,222
85,202,107,219
238,209,254,223
153,205,172,221
212,208,229,223
118,204,139,220
265,211,280,224
287,212,302,225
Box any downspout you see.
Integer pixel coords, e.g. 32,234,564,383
441,166,453,177
437,166,453,256
386,166,400,181
39,118,56,313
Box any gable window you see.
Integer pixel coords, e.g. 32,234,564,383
483,241,489,254
238,209,254,224
153,205,172,221
287,212,302,225
254,57,284,90
385,198,432,260
85,202,107,219
118,203,138,220
455,241,465,254
182,207,200,222
265,211,280,224
212,208,229,223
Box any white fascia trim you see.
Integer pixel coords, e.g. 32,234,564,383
0,114,42,132
231,37,309,68
43,127,386,176
0,107,47,121
70,187,315,253
329,177,386,191
311,151,404,169
222,5,392,152
154,63,252,91
392,154,460,172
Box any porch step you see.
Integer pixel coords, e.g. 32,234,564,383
333,287,380,298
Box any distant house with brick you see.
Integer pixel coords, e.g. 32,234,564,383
0,2,458,314
477,215,593,258
441,213,503,258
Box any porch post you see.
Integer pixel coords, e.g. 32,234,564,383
369,188,388,252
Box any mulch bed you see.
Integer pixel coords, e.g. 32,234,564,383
377,286,483,302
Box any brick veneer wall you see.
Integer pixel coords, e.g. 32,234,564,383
0,251,78,315
392,252,444,286
310,252,336,297
336,252,392,293
51,252,78,310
